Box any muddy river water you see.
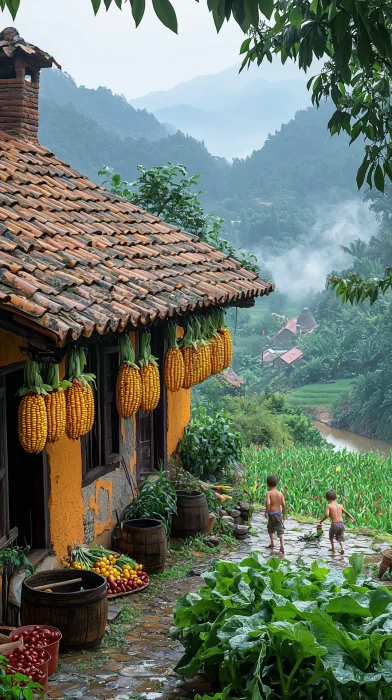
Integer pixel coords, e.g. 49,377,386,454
314,420,392,456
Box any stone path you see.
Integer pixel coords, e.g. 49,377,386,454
47,515,389,700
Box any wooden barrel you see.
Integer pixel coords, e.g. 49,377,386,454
21,570,107,651
379,548,392,578
171,491,209,539
119,518,167,574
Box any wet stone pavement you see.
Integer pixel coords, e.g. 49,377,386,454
48,515,390,700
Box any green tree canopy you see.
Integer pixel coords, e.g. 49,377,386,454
3,0,392,192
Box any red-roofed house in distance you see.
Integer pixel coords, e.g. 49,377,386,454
0,28,274,562
272,308,317,349
273,347,304,369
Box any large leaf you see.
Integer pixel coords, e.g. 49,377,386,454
131,0,146,25
325,594,371,617
151,0,178,32
343,553,364,584
268,621,326,658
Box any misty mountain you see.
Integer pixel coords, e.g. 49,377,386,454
130,64,311,159
38,96,228,195
40,69,168,143
38,66,367,278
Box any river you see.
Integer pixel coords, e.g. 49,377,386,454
314,421,392,456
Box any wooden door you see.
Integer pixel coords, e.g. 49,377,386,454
0,376,10,547
136,328,167,483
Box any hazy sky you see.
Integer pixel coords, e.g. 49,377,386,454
1,0,246,98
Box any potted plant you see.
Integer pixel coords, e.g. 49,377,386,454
118,467,177,574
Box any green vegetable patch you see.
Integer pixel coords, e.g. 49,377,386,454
242,446,392,534
171,553,392,699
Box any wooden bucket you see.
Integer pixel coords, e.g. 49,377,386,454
21,570,107,651
119,518,167,575
171,491,209,539
379,548,392,578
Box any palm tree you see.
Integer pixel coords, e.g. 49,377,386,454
340,238,368,261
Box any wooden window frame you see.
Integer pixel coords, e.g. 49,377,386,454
82,344,121,487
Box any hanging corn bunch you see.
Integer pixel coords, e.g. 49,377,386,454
116,333,142,418
217,308,233,369
17,358,50,454
164,324,185,392
198,316,212,382
209,310,225,374
139,332,160,412
181,320,201,388
43,363,71,443
65,347,96,440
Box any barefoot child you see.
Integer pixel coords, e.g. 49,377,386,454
319,489,355,555
264,475,286,553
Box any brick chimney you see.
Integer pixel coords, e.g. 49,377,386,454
0,27,60,142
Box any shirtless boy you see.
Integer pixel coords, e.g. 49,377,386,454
319,489,355,555
264,475,286,553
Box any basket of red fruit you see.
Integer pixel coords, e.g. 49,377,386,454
4,646,50,691
10,625,61,675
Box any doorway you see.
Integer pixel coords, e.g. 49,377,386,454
136,328,167,483
0,366,50,550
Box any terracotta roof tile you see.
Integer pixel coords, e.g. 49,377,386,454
0,132,273,344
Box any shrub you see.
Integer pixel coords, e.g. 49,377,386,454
176,407,242,478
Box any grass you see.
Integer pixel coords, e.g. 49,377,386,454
101,603,138,650
288,380,354,409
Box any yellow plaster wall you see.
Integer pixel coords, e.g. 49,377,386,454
0,328,25,366
167,387,191,456
46,436,85,561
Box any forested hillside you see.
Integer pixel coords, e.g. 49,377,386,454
38,69,364,261
40,70,168,142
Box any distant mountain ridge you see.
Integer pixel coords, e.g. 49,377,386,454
40,69,168,143
130,63,311,158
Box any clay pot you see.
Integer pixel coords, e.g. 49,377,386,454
379,548,392,578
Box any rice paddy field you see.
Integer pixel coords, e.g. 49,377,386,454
243,445,392,535
287,380,354,410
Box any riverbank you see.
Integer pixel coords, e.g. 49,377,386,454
314,420,392,456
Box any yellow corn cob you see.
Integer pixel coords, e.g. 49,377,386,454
140,363,160,412
82,383,95,435
220,328,233,369
116,364,142,417
181,345,194,389
65,381,88,440
45,389,66,443
198,343,212,382
18,393,48,454
210,333,225,374
164,347,185,392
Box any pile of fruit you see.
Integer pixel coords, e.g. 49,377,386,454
11,626,61,649
69,544,149,596
5,647,47,685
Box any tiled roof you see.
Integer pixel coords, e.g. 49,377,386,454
0,133,273,346
221,368,245,388
275,347,303,365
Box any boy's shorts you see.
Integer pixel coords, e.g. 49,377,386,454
267,512,284,536
329,522,345,542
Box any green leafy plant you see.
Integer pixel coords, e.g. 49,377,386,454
176,407,242,479
171,553,392,699
122,466,177,532
0,655,43,700
0,547,34,626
